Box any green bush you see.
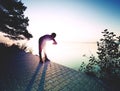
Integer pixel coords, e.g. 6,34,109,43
79,29,120,80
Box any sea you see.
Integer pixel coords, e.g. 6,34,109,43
32,42,98,71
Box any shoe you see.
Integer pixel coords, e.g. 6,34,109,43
39,61,43,63
45,58,50,62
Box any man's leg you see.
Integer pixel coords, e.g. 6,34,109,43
44,52,47,59
39,50,43,63
39,44,43,63
44,52,50,62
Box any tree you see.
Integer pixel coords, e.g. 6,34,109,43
79,29,120,79
0,0,32,40
97,29,120,78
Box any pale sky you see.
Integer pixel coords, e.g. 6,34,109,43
21,0,120,56
23,0,120,42
0,0,119,44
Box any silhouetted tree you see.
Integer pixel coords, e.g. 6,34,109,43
0,0,32,40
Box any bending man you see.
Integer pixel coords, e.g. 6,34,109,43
38,33,57,63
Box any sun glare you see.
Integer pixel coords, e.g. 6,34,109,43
45,41,56,57
45,41,65,60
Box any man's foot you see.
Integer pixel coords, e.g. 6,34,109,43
39,61,43,63
45,58,50,62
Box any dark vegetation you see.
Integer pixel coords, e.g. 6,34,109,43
79,29,120,90
0,43,27,60
0,0,32,60
0,0,32,40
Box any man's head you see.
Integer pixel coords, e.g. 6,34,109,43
51,33,56,38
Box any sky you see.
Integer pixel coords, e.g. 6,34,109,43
21,0,120,56
23,0,120,42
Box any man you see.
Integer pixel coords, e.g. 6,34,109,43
39,33,57,63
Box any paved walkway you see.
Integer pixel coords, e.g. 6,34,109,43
0,52,110,91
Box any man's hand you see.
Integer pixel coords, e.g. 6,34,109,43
53,41,57,45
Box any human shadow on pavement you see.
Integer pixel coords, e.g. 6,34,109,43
25,63,43,91
37,60,49,91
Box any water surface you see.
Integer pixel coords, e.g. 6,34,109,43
46,42,98,70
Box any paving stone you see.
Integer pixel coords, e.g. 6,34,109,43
0,52,112,91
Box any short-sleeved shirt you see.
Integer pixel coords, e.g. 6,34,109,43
39,35,53,50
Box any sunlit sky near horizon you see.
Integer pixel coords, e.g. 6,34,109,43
23,0,120,42
0,0,119,44
21,0,120,56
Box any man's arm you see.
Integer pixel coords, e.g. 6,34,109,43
52,39,57,44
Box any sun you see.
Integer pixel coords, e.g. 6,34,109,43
45,41,58,58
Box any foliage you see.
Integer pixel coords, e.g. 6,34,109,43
0,0,32,40
0,42,25,52
19,43,33,53
0,42,33,62
0,42,27,57
79,29,120,80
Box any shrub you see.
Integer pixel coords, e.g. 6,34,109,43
79,29,120,80
0,43,28,56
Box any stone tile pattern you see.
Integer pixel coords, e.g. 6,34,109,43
0,52,107,91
